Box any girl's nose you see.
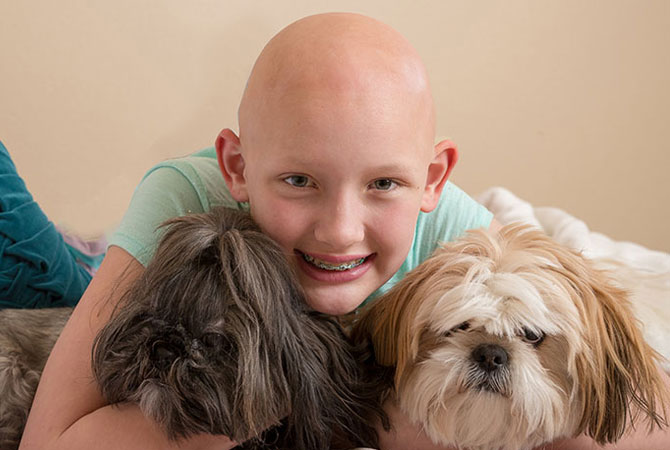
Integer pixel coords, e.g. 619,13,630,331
313,196,365,249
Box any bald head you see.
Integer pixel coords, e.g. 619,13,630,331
238,13,436,154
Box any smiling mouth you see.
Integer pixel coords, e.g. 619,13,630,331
301,253,368,271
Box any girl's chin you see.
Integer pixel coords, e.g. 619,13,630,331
302,288,366,315
292,256,384,315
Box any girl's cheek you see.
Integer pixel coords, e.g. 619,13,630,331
256,204,308,244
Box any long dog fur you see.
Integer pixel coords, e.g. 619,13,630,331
1,207,387,450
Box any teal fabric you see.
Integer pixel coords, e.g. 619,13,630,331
108,148,244,266
0,141,92,308
109,147,493,306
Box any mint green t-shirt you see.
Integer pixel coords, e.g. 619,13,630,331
108,147,493,304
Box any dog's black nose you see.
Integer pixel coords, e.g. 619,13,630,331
472,344,509,372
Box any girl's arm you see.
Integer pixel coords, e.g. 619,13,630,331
376,400,458,450
19,246,237,450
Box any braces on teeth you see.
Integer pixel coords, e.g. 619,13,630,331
302,254,366,271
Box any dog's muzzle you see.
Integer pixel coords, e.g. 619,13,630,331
468,344,511,395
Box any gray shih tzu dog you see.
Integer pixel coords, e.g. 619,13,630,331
0,207,388,450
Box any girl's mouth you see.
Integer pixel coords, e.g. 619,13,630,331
301,253,368,271
295,251,374,283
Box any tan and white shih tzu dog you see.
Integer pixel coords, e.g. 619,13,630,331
352,223,668,450
0,207,387,450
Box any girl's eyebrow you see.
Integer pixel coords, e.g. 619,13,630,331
272,156,413,176
371,163,411,173
361,163,418,181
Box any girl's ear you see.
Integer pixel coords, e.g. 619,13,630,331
421,140,458,213
216,128,249,202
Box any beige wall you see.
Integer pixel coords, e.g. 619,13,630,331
1,1,668,251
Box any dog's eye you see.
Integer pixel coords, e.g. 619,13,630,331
520,327,545,346
456,322,470,331
444,322,470,337
201,332,224,349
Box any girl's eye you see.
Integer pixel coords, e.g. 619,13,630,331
283,175,311,188
371,179,397,191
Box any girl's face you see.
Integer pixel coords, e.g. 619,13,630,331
220,92,448,315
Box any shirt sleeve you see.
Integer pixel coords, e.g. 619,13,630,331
107,166,207,266
411,181,493,265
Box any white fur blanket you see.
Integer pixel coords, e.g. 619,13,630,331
477,187,670,370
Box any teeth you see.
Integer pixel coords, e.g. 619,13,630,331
302,254,366,271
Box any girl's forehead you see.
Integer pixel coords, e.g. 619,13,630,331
250,105,431,162
244,72,435,148
257,135,427,172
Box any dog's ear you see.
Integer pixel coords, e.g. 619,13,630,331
352,258,444,384
552,251,669,444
